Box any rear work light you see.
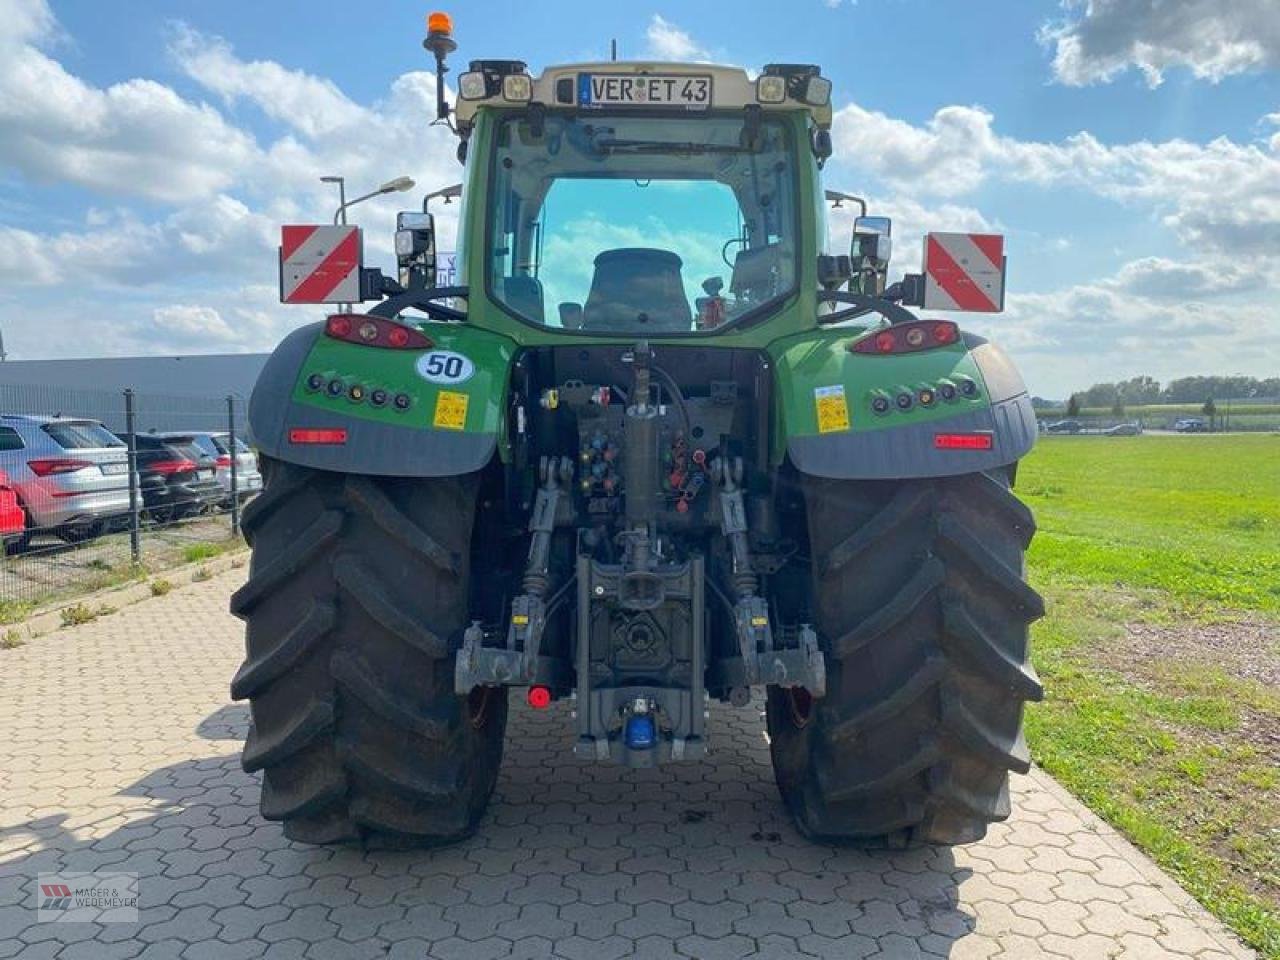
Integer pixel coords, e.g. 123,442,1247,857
850,320,960,355
289,428,348,445
934,432,994,451
27,458,92,477
325,314,433,350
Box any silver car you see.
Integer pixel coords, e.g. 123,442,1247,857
0,415,131,541
157,431,262,502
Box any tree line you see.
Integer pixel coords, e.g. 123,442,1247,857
1052,375,1280,411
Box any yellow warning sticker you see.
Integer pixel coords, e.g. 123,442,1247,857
814,385,850,433
433,390,469,431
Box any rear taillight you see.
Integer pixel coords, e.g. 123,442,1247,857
934,432,994,451
28,458,92,477
289,428,348,445
151,459,198,476
850,320,960,355
326,314,433,350
215,455,232,468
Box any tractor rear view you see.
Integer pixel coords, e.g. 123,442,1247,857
231,13,1043,848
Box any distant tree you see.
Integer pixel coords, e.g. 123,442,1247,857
1117,375,1161,405
1066,394,1081,417
1111,399,1125,418
1202,397,1217,430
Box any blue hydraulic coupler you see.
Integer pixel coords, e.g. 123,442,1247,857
624,714,656,750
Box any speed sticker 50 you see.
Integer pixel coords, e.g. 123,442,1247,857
415,350,474,385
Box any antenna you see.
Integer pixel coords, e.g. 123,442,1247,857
611,38,617,61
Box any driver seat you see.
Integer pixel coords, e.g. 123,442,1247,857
583,248,691,332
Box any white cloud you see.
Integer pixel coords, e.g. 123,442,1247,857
1041,0,1280,87
1106,256,1267,299
0,1,258,203
170,25,365,139
830,100,1280,262
644,15,712,62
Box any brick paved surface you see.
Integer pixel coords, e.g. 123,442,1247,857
0,570,1256,959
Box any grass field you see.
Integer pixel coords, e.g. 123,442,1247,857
1020,435,1279,956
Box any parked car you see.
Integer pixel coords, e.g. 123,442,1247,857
0,470,26,547
0,415,130,543
1103,422,1141,436
1174,417,1208,433
131,433,225,524
156,431,262,504
1046,419,1083,434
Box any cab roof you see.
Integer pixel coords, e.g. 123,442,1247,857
453,60,833,130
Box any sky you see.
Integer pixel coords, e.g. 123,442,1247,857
0,0,1277,397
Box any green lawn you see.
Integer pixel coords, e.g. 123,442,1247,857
1020,435,1279,957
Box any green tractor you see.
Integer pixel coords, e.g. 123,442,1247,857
231,14,1044,848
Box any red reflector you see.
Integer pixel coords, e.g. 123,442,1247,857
527,686,552,709
874,330,896,353
289,428,348,445
934,432,994,451
326,315,353,338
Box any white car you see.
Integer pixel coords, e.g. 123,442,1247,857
156,431,262,503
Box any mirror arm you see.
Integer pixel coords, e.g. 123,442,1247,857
369,285,469,323
816,290,920,327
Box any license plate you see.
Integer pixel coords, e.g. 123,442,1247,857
199,469,214,480
100,462,126,475
578,73,712,109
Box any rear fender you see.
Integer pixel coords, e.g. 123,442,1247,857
248,321,517,477
770,329,1036,479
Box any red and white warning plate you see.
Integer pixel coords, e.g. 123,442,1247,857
279,225,363,304
922,233,1005,313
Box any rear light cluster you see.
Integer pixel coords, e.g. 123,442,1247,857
150,459,198,476
305,372,412,412
325,314,433,350
869,377,979,415
850,320,959,355
214,455,233,468
28,459,92,477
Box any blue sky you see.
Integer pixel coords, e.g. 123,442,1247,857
1,0,1277,396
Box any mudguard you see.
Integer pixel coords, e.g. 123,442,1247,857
770,330,1036,479
248,321,517,477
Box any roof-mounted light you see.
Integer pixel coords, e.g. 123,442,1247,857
802,75,832,106
756,75,786,104
502,73,532,102
459,71,488,100
762,64,830,107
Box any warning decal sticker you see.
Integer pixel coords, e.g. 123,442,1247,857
433,391,469,431
814,385,850,434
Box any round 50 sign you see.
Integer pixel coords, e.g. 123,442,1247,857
415,350,474,385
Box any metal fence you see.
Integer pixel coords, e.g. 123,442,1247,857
0,384,251,618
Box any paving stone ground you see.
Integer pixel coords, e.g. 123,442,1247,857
0,569,1256,959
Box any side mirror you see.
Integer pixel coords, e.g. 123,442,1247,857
850,215,892,295
852,215,892,264
396,211,437,289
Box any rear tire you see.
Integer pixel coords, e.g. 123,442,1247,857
767,470,1044,847
230,457,507,847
